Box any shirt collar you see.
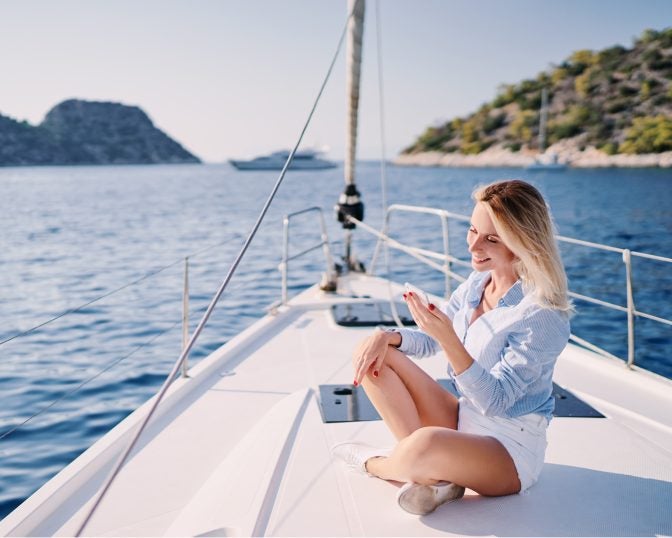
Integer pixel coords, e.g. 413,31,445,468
501,280,524,306
467,271,524,308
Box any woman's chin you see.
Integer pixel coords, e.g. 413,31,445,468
471,259,491,271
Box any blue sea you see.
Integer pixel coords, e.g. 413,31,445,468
1,162,671,519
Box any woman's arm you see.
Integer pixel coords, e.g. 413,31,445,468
405,292,474,374
407,292,569,416
452,308,569,416
352,277,474,385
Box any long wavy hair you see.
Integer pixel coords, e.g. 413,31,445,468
473,179,572,312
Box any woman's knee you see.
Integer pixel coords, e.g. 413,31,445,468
383,346,413,369
397,427,452,481
362,349,410,383
405,427,447,453
360,360,388,385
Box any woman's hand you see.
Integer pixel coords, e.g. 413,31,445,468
405,291,455,345
405,291,473,374
352,330,393,386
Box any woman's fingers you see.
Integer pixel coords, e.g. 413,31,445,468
404,292,420,316
352,335,386,385
354,356,372,385
371,354,384,378
405,293,448,338
405,292,431,326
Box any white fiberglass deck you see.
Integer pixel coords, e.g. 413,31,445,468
2,274,671,536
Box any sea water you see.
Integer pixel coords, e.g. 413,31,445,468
0,162,670,518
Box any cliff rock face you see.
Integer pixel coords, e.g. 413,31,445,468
0,114,62,166
0,99,200,166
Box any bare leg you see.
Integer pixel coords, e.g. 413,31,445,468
367,426,521,496
360,346,458,440
359,347,519,496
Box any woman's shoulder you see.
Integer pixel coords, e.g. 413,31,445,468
518,299,571,337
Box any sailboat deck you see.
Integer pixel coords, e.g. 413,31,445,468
2,274,671,537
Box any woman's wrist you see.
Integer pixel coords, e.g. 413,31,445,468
377,326,402,348
437,330,472,374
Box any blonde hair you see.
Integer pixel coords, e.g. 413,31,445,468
473,179,572,312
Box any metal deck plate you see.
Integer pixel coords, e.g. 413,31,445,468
319,380,604,423
331,302,417,327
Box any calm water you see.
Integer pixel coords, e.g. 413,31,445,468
1,162,671,518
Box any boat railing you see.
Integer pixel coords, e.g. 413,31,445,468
279,207,336,305
343,205,672,370
368,204,472,297
0,234,246,443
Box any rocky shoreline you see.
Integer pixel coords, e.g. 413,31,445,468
395,142,672,168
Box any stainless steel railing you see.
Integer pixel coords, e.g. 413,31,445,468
554,235,672,367
368,204,471,298
280,207,336,305
343,205,672,370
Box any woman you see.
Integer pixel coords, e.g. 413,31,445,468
333,179,572,515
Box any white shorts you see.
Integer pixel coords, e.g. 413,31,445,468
457,398,548,493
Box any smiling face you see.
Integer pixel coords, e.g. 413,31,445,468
467,203,517,277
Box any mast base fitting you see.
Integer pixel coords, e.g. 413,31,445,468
336,184,364,230
319,272,338,293
347,257,366,273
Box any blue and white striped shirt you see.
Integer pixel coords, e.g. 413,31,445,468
396,270,570,421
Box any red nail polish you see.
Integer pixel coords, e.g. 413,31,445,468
353,379,358,387
373,370,379,377
429,303,435,311
402,293,407,299
408,291,413,297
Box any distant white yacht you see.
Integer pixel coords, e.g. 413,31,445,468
527,151,567,171
229,149,337,170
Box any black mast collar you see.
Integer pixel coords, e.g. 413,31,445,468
336,184,364,229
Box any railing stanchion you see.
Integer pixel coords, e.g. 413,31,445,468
280,207,335,304
318,211,336,285
623,249,636,368
368,209,389,275
181,257,190,378
281,216,290,305
440,212,451,299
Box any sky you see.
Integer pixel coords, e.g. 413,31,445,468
1,0,670,162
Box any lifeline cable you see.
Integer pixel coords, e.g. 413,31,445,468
0,234,242,348
0,318,180,442
0,292,225,443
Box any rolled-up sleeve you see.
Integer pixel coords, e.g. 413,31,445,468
453,307,570,416
396,327,440,358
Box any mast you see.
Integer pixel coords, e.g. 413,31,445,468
538,87,548,153
336,0,365,271
345,0,364,186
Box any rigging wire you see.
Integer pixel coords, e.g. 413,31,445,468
374,0,404,328
0,234,242,349
75,3,360,534
1,274,246,442
0,317,181,442
375,0,388,216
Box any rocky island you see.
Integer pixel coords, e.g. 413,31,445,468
397,27,672,168
0,99,200,166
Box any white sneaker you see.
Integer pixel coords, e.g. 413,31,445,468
331,441,388,476
397,481,465,515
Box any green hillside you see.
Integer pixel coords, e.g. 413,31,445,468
403,27,672,157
